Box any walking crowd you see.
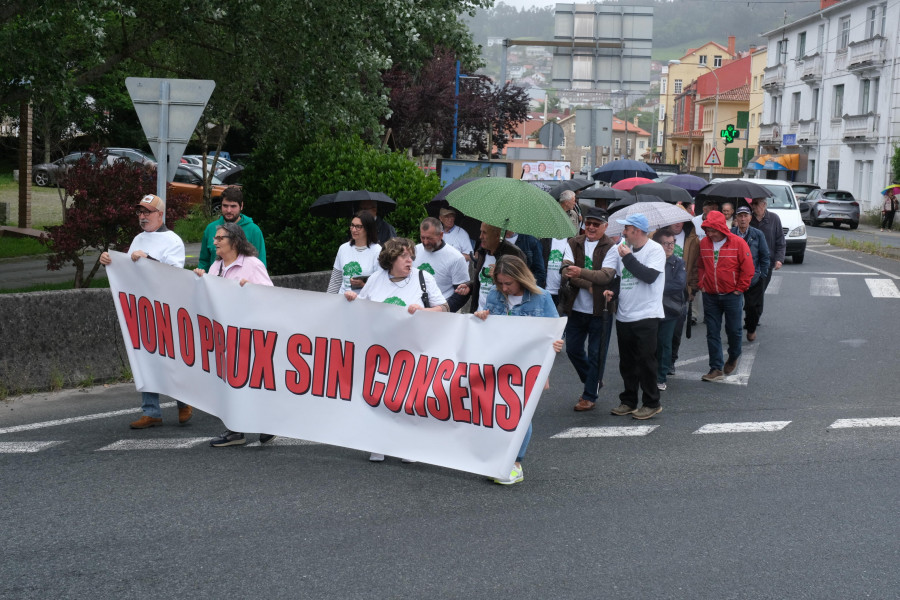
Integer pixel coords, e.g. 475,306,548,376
102,177,786,485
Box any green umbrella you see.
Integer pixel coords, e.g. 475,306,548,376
446,178,577,239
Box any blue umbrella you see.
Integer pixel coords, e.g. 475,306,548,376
665,174,708,198
592,159,657,184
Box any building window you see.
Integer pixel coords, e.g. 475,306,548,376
881,3,888,35
811,88,819,119
751,113,756,128
809,159,816,183
797,32,806,59
818,24,826,54
839,17,851,49
614,138,620,151
638,140,645,150
713,55,722,67
627,139,633,154
859,79,871,114
791,92,801,123
581,155,588,168
867,6,877,38
832,84,844,119
776,39,787,64
698,55,707,66
674,79,682,94
752,76,757,91
660,78,667,95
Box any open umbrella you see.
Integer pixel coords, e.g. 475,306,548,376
612,177,655,192
881,184,900,195
694,180,773,212
549,178,594,199
605,201,692,236
426,179,482,239
607,193,666,214
665,174,708,198
446,177,577,239
631,182,692,205
578,186,632,211
592,159,657,184
310,190,395,218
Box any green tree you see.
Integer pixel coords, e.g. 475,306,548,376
892,145,900,183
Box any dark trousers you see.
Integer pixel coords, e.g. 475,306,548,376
759,272,773,318
616,318,660,409
743,278,765,333
882,211,896,230
671,304,687,364
564,310,613,403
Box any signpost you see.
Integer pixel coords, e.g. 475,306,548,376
704,148,721,167
126,78,216,210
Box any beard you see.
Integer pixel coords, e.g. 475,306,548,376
223,213,239,222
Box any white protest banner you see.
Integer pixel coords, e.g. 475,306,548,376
105,252,566,479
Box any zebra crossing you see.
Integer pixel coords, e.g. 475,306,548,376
765,273,900,298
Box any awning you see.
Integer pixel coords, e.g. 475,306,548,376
745,153,800,171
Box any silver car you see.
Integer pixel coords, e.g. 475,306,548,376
805,189,860,229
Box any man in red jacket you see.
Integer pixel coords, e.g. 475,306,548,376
697,210,754,382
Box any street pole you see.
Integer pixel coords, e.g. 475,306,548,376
452,60,460,159
709,69,719,182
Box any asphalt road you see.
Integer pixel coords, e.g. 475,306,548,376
2,236,899,599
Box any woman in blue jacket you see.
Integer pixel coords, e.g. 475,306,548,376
475,255,563,485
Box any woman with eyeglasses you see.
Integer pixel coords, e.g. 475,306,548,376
652,228,686,391
474,255,564,485
327,210,382,294
193,222,274,447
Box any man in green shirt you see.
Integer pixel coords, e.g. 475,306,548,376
198,186,266,271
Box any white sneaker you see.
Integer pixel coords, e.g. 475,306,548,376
657,382,667,391
494,465,524,485
369,453,385,462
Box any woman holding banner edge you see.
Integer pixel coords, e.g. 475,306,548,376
475,255,564,485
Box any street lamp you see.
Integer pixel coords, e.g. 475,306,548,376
669,59,719,181
452,60,477,159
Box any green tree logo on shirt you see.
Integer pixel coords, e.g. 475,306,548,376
674,244,684,258
548,249,564,268
479,267,492,285
343,262,362,277
384,296,406,306
584,256,593,269
622,268,634,279
419,263,435,275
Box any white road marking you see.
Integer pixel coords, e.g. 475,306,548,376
765,276,782,294
807,247,900,279
669,342,758,386
810,277,840,296
829,418,900,429
551,426,658,438
96,438,209,451
0,441,64,453
245,437,320,447
0,402,177,435
865,278,900,298
694,421,791,434
779,271,877,276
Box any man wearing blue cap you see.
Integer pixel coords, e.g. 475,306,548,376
602,213,666,419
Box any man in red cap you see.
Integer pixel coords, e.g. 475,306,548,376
697,210,754,382
100,194,192,428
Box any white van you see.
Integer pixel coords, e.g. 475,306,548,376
732,178,807,264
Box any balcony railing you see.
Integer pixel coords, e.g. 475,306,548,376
842,113,879,142
799,54,823,84
758,122,781,144
762,64,785,90
796,119,819,144
848,36,886,70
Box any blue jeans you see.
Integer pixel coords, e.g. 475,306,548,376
703,292,744,371
517,423,532,462
564,310,613,403
141,392,187,418
657,317,678,383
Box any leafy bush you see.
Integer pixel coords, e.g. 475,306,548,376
247,137,441,275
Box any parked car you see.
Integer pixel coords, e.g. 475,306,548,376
32,152,118,187
183,154,237,174
168,164,231,211
106,147,157,166
792,182,820,202
803,189,860,229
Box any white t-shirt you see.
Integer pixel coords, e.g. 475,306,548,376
414,243,470,299
544,238,569,294
443,226,473,256
358,267,446,308
602,239,666,322
477,254,497,311
563,238,600,314
692,214,706,239
127,229,185,268
333,242,382,294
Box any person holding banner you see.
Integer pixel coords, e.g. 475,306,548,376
193,222,278,447
344,237,449,462
327,210,382,294
99,193,191,429
474,255,564,485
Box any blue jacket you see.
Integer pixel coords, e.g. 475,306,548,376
484,287,558,318
730,225,771,287
662,254,687,319
513,233,547,288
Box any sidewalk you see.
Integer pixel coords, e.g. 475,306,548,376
811,220,900,260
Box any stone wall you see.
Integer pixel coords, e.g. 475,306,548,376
0,271,330,395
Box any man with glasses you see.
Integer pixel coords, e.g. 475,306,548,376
559,207,616,412
99,194,192,429
198,186,266,271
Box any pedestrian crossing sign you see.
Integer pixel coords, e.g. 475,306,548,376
704,148,721,166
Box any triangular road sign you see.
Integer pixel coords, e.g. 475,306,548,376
704,148,721,166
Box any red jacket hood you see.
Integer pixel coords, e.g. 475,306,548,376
701,210,730,236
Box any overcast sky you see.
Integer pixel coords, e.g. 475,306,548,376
492,0,559,10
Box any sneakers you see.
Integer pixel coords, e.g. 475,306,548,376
701,369,724,382
369,453,385,462
210,430,246,447
178,404,193,424
494,465,524,485
610,403,636,416
259,434,277,445
724,358,739,375
632,405,663,420
657,382,667,391
130,415,162,429
573,398,595,411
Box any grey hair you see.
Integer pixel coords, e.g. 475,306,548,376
559,190,576,203
420,217,444,233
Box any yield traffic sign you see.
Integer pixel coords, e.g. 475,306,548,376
704,148,721,166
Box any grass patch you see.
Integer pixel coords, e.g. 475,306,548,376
828,235,900,259
0,235,47,258
173,205,212,243
0,277,110,294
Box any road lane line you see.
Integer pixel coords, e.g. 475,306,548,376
0,402,177,435
551,426,658,438
765,276,782,294
807,247,900,279
779,271,877,276
829,418,900,429
669,343,757,386
865,278,900,298
96,438,209,451
810,277,840,296
694,421,791,434
245,438,320,447
0,441,64,453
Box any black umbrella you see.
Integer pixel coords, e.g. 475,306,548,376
630,182,693,205
427,179,482,239
592,159,658,184
607,193,665,214
578,187,633,202
549,178,594,200
694,180,773,212
309,190,395,218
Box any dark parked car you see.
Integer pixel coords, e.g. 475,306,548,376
802,189,860,229
32,152,115,187
106,147,157,165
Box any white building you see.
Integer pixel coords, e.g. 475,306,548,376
759,0,899,210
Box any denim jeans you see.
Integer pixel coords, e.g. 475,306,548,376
703,292,744,371
516,423,532,462
141,392,187,418
657,317,678,384
564,310,613,403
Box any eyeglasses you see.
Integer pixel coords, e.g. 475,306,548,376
213,235,231,241
136,209,156,216
349,223,364,229
660,241,676,247
583,220,605,228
